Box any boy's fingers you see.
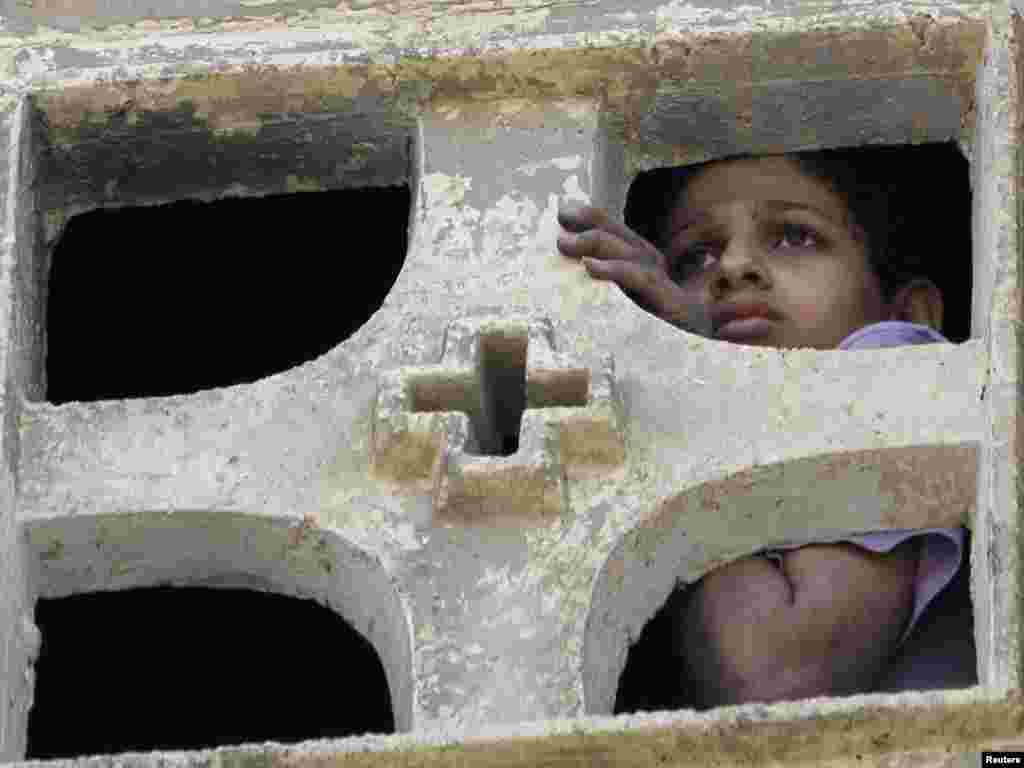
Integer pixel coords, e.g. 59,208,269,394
585,258,673,310
583,258,659,298
558,228,659,268
584,258,711,334
556,203,591,232
558,203,655,251
557,202,602,232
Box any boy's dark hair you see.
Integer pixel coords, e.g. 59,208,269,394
654,148,925,306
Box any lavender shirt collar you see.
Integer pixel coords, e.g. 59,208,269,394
838,320,949,350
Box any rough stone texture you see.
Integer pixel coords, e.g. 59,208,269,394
0,0,1018,763
1,96,44,762
7,692,1024,767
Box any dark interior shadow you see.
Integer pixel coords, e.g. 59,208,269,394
46,186,410,403
27,587,395,758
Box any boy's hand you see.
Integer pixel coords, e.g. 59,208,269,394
556,203,711,335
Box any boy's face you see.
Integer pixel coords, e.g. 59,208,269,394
665,155,890,349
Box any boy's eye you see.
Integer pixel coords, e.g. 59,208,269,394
775,222,819,250
672,242,718,280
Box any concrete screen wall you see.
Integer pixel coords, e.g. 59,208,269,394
0,0,1020,764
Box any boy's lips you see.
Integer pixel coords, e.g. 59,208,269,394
712,302,779,340
716,316,775,341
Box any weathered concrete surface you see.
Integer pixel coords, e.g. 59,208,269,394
970,4,1022,699
5,688,1024,767
2,0,987,229
0,0,1017,762
0,96,45,761
14,93,991,736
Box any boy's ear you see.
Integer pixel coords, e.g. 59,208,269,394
885,278,945,332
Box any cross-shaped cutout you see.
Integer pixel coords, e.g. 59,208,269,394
407,327,588,457
372,314,621,526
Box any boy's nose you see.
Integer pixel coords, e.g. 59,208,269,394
715,238,769,286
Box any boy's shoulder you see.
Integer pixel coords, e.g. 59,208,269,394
839,321,949,350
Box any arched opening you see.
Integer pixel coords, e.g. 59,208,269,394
601,446,978,715
27,587,395,758
45,186,410,403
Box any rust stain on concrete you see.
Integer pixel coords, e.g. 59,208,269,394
24,14,983,143
877,445,977,530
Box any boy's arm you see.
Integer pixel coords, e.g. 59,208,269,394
680,541,918,707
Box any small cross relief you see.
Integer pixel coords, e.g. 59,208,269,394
372,315,624,526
